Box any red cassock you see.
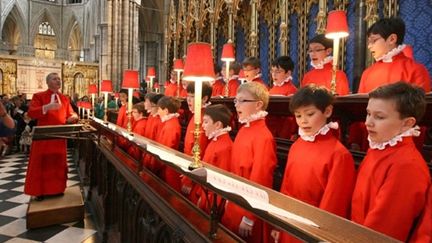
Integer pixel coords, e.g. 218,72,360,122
358,53,431,93
155,117,182,192
126,118,147,161
197,133,233,212
116,104,128,128
267,82,298,139
221,119,277,243
179,88,188,98
142,115,162,171
409,185,432,243
227,78,240,97
351,137,431,242
301,62,350,95
164,82,178,97
182,113,210,202
212,78,225,97
24,90,75,196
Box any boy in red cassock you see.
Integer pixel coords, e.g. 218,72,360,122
221,82,277,243
273,85,356,243
126,102,147,162
267,55,298,139
242,57,268,89
351,82,431,242
211,64,225,97
154,96,182,192
196,104,233,212
221,62,241,97
164,71,180,97
301,34,350,95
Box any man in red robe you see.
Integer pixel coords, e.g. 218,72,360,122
24,73,78,201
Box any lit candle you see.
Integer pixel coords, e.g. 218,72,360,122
194,81,202,124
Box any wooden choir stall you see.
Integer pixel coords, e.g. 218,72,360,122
75,95,432,242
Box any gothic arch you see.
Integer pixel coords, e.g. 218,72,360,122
29,8,61,47
65,14,83,60
1,3,27,48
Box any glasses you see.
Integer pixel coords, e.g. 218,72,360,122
367,37,383,45
243,68,257,72
271,69,285,74
307,48,326,54
233,98,259,105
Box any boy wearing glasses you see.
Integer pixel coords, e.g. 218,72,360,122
302,34,350,95
358,17,430,93
269,56,297,96
221,82,277,243
242,57,268,89
221,61,241,97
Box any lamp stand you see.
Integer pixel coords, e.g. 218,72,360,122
176,71,182,97
189,81,203,170
127,88,133,132
330,38,340,95
224,61,230,97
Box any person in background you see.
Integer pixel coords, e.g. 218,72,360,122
24,73,78,201
242,57,268,89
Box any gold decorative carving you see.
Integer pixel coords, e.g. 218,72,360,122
365,0,379,67
384,0,399,17
62,64,98,97
0,58,17,95
315,0,327,34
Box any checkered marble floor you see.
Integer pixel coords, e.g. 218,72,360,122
0,151,100,243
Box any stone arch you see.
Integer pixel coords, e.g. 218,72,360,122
65,14,83,61
29,8,61,47
1,3,27,51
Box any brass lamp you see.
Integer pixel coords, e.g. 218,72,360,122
88,84,98,118
325,10,349,95
182,42,215,169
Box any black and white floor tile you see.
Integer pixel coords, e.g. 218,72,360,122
0,151,100,243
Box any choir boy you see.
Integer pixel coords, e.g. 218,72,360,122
301,34,350,95
221,62,241,97
154,96,182,191
242,57,268,89
197,104,233,212
221,82,277,242
273,85,356,243
358,17,430,93
351,82,431,242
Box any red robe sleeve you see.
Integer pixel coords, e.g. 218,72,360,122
27,93,45,119
409,185,432,243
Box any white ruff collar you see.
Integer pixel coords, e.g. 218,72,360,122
299,122,338,142
239,110,268,127
273,76,293,87
170,79,176,84
208,126,232,141
376,44,406,63
368,125,420,150
160,112,179,123
310,56,333,69
248,73,262,82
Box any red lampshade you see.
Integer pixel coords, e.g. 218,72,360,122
114,92,119,98
133,91,140,98
88,84,97,94
221,42,235,62
183,42,215,82
122,70,140,89
145,77,150,83
154,82,160,88
83,101,92,109
173,59,184,72
101,80,113,93
147,67,156,78
77,101,82,108
325,10,349,39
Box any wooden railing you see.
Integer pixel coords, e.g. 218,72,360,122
78,118,402,243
